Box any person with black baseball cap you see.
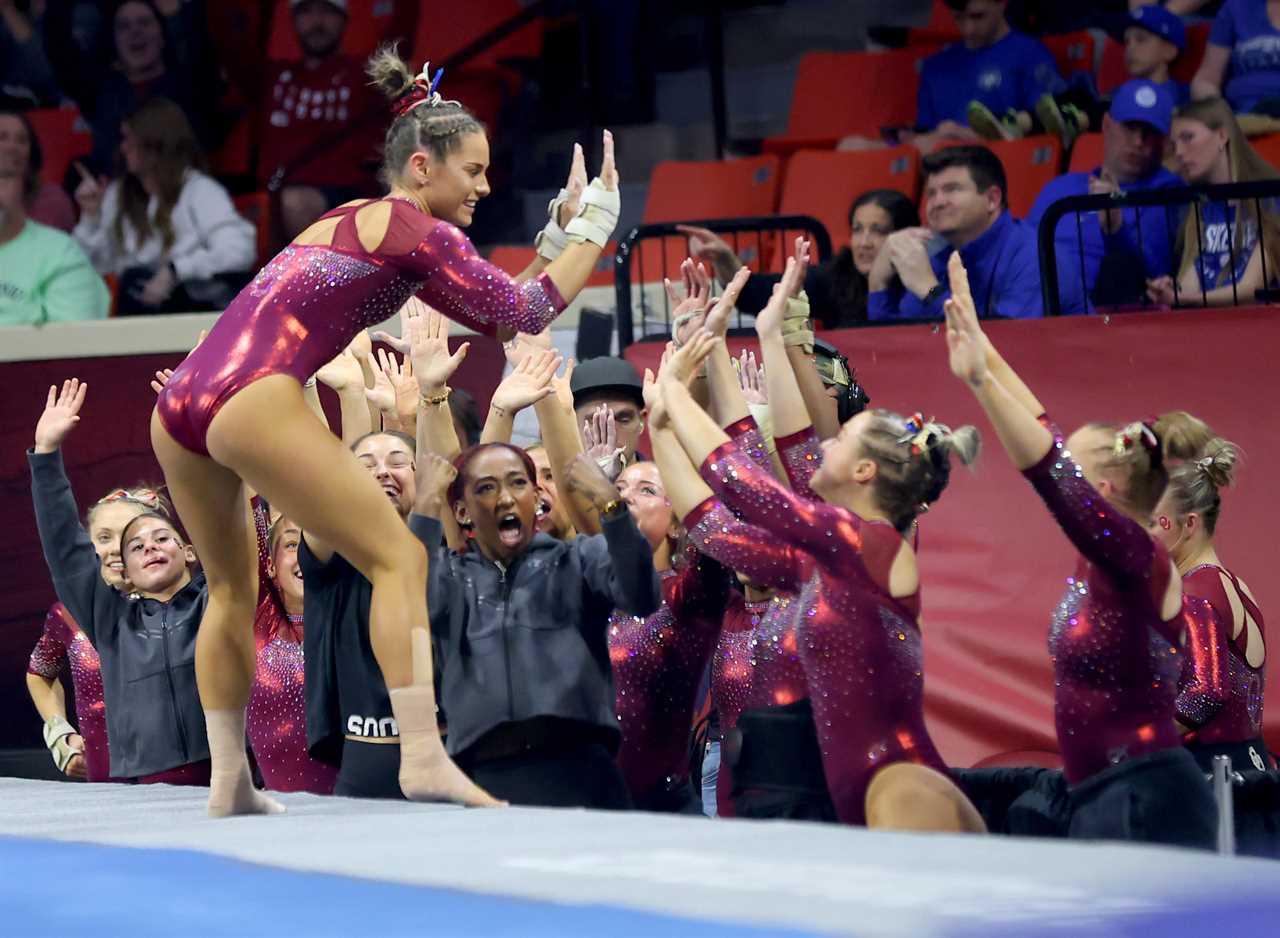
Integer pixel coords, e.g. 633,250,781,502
571,356,647,480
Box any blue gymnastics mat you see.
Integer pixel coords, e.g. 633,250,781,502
2,778,1278,937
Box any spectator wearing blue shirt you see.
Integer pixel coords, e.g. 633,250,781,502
1027,80,1184,315
912,0,1064,152
1149,96,1280,307
1194,0,1280,115
868,145,1042,320
976,6,1190,148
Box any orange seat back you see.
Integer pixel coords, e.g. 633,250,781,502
983,136,1063,219
779,147,920,248
26,108,92,186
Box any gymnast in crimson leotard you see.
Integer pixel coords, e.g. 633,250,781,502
653,263,985,831
149,47,621,817
1148,441,1270,774
942,251,1216,849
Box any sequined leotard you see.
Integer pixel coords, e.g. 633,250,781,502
701,437,946,825
245,500,338,794
609,544,728,806
156,198,567,455
27,602,112,782
1177,564,1266,749
1023,422,1182,785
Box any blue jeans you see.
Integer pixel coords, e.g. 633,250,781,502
701,740,720,817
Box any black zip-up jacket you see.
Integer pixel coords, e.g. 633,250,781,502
30,449,210,778
409,511,662,757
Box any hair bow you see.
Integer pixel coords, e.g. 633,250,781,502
898,412,948,457
1112,420,1159,458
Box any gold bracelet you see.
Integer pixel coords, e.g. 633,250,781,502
419,386,451,407
599,497,625,518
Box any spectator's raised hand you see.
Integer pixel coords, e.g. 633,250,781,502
413,452,458,516
364,353,397,414
406,303,469,390
492,348,561,415
502,329,553,369
72,162,106,220
675,224,741,280
375,349,419,423
34,379,88,454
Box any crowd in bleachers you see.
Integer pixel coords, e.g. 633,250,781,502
4,0,1280,325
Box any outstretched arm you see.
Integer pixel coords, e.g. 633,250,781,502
480,349,560,445
532,358,602,536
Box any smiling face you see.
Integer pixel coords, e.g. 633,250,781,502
925,165,998,243
0,114,31,178
354,434,417,518
455,447,539,564
526,446,572,539
422,131,491,228
114,1,164,77
88,500,147,589
268,519,304,611
121,516,194,595
616,463,675,553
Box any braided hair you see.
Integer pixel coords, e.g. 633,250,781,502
366,44,486,188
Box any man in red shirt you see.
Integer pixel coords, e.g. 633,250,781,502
259,0,383,237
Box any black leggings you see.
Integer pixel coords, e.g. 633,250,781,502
462,743,633,810
728,699,838,823
334,739,404,800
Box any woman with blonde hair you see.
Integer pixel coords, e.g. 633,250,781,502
1148,97,1280,307
73,96,254,314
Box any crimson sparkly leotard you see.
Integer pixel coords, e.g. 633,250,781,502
1178,564,1266,750
156,198,566,455
245,500,338,794
701,437,946,825
27,603,112,782
1024,421,1183,785
609,543,728,806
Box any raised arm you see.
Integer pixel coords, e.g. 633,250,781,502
1191,43,1230,101
533,358,601,536
566,455,661,617
406,304,469,461
29,380,118,640
314,342,375,447
480,349,560,445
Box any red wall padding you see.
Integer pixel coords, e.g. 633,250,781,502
624,307,1280,767
0,340,504,750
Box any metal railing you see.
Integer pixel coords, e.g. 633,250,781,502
613,215,832,350
1037,179,1280,316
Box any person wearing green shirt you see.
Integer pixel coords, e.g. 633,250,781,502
0,169,109,325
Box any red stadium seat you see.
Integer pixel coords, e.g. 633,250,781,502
778,147,920,248
1044,31,1096,80
1251,133,1280,172
412,0,542,71
637,156,781,280
266,0,403,61
486,242,614,288
26,108,92,186
233,192,273,268
763,48,938,155
1097,38,1129,95
1066,132,1104,174
907,0,960,47
983,135,1063,218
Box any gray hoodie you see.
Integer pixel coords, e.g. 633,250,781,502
29,449,210,778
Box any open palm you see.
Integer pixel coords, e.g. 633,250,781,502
34,379,88,452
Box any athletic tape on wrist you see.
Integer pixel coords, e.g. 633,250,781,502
43,716,78,772
565,178,619,247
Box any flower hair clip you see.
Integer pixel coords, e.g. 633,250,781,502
392,62,461,117
898,412,947,456
1112,421,1159,458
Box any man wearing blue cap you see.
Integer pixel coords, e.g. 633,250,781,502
1026,79,1184,315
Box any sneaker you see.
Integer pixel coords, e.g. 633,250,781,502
967,101,1024,141
1036,95,1090,149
